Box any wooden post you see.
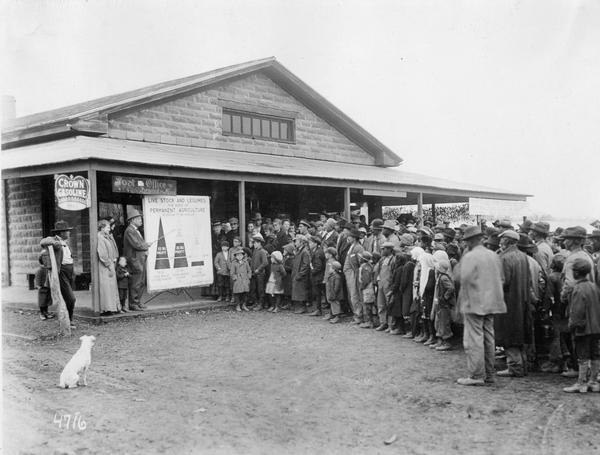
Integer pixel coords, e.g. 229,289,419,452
344,187,351,221
47,246,70,336
88,166,100,314
239,180,246,246
417,192,423,227
431,202,436,224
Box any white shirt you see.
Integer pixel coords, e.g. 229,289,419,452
60,239,74,265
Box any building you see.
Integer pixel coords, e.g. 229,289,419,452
1,57,529,314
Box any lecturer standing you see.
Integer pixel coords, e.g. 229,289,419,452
123,209,151,311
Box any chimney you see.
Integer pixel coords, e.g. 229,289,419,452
2,95,16,125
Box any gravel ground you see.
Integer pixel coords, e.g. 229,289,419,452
2,307,600,455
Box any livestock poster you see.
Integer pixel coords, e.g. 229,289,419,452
143,195,214,292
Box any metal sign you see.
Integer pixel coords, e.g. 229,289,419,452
112,176,177,195
54,174,91,211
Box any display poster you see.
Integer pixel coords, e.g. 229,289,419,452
468,197,530,219
143,195,213,292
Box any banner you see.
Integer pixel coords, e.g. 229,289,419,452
143,195,213,292
112,175,177,195
469,198,530,219
55,174,91,210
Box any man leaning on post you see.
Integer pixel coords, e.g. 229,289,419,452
456,225,506,386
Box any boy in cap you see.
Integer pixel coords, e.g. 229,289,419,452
322,247,338,320
307,235,326,316
358,251,376,328
563,258,600,393
343,228,365,324
249,234,269,311
214,240,232,302
292,234,312,314
266,251,286,313
326,261,345,324
230,247,252,311
373,242,395,331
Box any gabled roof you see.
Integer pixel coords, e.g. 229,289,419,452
2,57,401,166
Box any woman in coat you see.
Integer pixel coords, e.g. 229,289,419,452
291,234,311,314
390,251,408,334
97,219,121,314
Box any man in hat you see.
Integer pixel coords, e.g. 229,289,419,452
40,220,77,327
498,220,514,232
456,226,506,386
336,222,353,267
249,233,269,310
307,235,326,316
212,220,224,257
373,242,395,331
298,219,311,236
432,233,447,252
226,217,240,245
363,218,385,255
529,222,554,273
343,227,365,324
292,234,311,314
495,230,532,378
321,218,339,248
561,227,595,304
252,213,263,235
381,220,401,247
588,230,600,287
519,219,533,234
123,209,151,311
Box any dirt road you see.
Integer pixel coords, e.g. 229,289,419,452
3,308,599,454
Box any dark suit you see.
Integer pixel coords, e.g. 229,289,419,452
123,225,150,306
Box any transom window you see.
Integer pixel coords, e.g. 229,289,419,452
222,109,294,142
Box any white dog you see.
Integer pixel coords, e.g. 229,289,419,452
59,335,96,389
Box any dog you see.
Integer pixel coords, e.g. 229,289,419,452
59,335,96,389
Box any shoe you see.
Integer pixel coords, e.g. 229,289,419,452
402,332,414,339
429,340,442,349
322,313,332,321
359,322,374,329
413,334,427,343
267,307,275,312
129,305,142,311
350,318,362,325
563,382,588,393
561,368,579,378
384,328,391,333
216,297,222,302
272,308,279,313
40,314,48,320
253,305,262,311
457,377,485,386
236,306,242,312
329,316,341,324
294,307,307,314
540,363,561,373
423,337,436,346
484,376,496,384
242,305,250,312
389,329,402,335
497,369,521,377
121,308,129,313
307,310,322,317
436,342,452,351
375,324,388,332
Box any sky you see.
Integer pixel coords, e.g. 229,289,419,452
2,0,599,219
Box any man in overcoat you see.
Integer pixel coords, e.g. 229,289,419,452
40,220,77,327
495,229,532,377
123,209,151,311
292,234,311,314
307,235,326,316
343,228,364,324
456,225,506,386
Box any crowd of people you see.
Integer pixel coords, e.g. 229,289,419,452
211,213,600,392
35,210,600,392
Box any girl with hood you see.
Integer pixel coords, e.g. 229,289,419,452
431,252,455,351
412,247,437,344
266,251,286,313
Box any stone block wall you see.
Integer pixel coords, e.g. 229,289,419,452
109,72,376,165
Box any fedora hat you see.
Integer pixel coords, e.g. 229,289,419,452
562,226,587,239
347,228,361,239
499,219,513,229
517,233,535,251
462,225,484,240
298,219,311,228
382,220,399,231
370,218,384,229
51,220,73,233
484,234,501,248
518,219,533,232
499,230,520,241
127,208,142,222
251,233,265,243
531,221,550,235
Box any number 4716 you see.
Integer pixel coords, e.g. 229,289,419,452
53,412,87,430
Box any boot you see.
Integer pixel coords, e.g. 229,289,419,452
402,332,414,339
588,360,600,392
294,303,307,314
424,336,436,346
563,362,589,393
308,309,322,316
236,305,242,312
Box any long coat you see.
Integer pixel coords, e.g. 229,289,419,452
292,245,311,301
376,255,395,309
123,225,150,274
568,279,600,335
457,244,506,316
400,260,416,317
230,259,251,294
97,232,120,312
495,245,532,347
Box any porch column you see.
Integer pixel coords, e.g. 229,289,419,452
343,187,351,221
360,202,369,225
88,166,100,314
238,180,246,246
417,192,423,228
431,202,436,224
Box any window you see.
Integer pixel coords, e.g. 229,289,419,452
221,108,294,142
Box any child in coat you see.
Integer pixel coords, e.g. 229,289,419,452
563,258,600,393
358,251,376,328
326,261,345,324
36,249,54,320
431,258,455,351
322,247,337,321
214,241,232,303
230,247,252,312
266,251,286,313
116,256,131,312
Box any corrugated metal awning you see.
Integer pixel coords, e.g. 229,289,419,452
1,136,530,201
